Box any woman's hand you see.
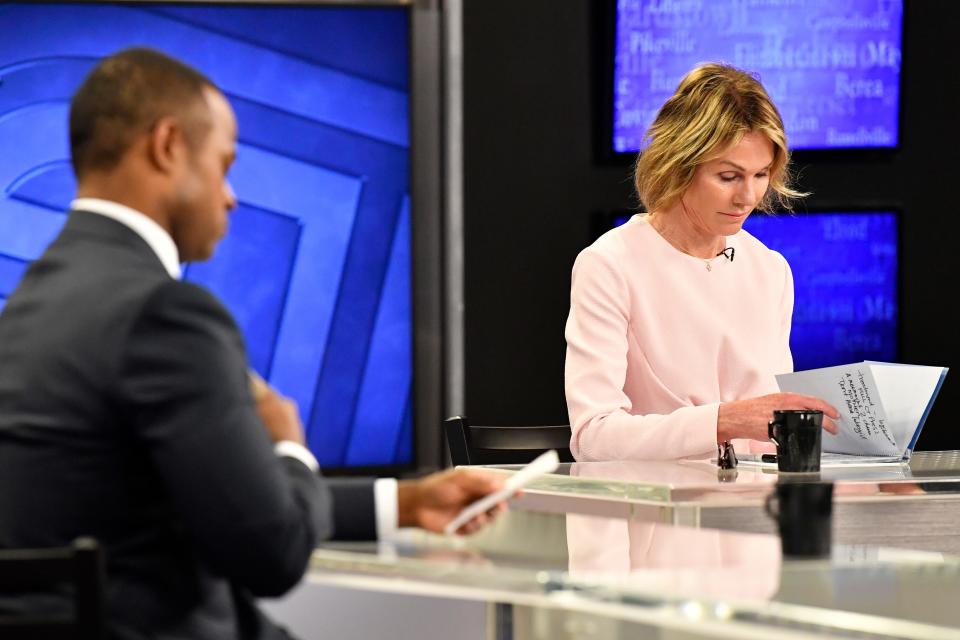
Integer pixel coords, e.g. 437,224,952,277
717,392,840,443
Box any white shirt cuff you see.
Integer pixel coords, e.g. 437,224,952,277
374,478,399,540
274,442,396,540
274,440,319,473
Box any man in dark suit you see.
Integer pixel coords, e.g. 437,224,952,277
0,48,504,639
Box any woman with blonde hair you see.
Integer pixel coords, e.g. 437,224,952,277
565,63,838,461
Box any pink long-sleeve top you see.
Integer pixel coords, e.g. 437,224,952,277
564,214,793,461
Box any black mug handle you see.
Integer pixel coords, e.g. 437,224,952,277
764,491,778,520
768,420,780,448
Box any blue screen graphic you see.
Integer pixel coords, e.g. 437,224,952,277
744,212,898,371
0,3,412,468
613,0,903,152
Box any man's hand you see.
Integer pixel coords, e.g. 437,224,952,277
717,392,840,443
249,371,305,445
397,469,509,535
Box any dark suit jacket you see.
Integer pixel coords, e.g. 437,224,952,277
0,210,376,639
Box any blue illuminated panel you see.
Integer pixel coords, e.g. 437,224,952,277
613,0,903,152
0,3,412,468
743,212,898,371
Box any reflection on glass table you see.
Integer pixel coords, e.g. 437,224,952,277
307,507,960,639
566,513,781,601
474,452,960,555
562,512,958,634
483,451,960,504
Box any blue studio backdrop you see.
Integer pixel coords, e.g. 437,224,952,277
742,212,898,372
0,3,413,468
613,0,904,152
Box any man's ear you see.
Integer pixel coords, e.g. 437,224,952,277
146,117,185,174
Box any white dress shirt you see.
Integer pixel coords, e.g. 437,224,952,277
71,198,398,538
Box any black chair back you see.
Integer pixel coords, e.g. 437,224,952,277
0,537,106,639
444,415,574,465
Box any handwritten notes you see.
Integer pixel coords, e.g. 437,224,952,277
758,362,947,465
837,370,896,447
777,363,900,457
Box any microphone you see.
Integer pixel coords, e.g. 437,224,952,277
716,247,735,262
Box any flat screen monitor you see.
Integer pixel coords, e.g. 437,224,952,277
0,2,414,470
601,211,899,371
612,0,904,153
743,211,898,371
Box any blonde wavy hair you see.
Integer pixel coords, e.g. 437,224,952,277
634,63,805,214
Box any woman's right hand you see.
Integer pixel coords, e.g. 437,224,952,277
717,393,840,443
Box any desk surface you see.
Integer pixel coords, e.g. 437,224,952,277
483,450,960,509
310,507,960,639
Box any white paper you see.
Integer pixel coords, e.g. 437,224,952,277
776,361,947,461
865,361,946,453
777,363,899,457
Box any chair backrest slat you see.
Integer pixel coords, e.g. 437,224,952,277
444,416,574,465
0,538,106,640
0,549,75,591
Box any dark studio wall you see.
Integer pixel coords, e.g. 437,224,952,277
461,0,958,450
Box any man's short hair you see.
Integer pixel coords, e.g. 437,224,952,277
69,48,216,178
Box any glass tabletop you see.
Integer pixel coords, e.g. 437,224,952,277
477,450,960,508
310,507,960,638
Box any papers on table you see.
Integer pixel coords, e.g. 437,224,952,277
775,361,948,461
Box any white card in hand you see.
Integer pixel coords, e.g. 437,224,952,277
443,450,560,535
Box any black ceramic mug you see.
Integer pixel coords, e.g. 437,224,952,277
765,481,834,558
768,409,823,472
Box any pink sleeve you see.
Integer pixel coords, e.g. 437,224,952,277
564,248,719,461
